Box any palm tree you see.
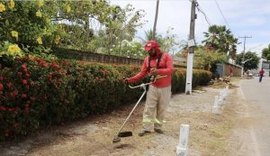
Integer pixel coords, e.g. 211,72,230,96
202,25,238,59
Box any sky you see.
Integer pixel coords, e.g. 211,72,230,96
110,0,270,56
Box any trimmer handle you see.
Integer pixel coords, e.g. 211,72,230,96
128,75,167,89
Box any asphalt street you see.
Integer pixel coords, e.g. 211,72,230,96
240,76,270,156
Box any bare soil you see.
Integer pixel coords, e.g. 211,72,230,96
0,80,251,156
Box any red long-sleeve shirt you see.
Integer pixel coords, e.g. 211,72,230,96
127,52,174,88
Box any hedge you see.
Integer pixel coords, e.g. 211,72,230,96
0,56,211,140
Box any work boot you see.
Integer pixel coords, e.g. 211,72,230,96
154,128,164,134
138,130,151,137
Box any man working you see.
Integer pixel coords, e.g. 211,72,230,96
125,40,174,136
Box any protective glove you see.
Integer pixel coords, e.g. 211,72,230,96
150,68,158,77
122,77,129,84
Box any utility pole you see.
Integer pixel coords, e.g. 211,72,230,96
238,36,252,77
185,0,197,94
152,0,160,40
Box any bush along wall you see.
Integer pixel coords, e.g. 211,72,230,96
0,56,212,141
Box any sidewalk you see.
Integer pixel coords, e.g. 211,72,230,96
0,83,236,156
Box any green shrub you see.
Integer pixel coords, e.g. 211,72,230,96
0,56,212,141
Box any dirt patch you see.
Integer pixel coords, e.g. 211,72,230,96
0,82,242,156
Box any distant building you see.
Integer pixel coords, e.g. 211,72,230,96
216,62,242,78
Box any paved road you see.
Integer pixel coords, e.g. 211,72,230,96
240,77,270,156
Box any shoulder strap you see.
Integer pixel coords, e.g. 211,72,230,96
147,56,151,71
156,53,163,69
147,53,163,71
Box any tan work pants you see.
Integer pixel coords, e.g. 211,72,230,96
142,85,171,131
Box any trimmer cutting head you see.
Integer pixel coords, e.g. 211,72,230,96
118,131,132,137
112,131,133,143
112,136,121,143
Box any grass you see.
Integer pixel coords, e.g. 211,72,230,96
186,88,238,156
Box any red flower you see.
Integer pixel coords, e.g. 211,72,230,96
14,123,20,129
0,76,3,81
50,62,61,70
22,79,28,85
25,73,30,78
0,106,7,111
17,72,22,77
21,93,27,99
7,82,13,89
0,83,3,91
21,63,27,69
30,96,36,101
8,107,17,112
11,90,18,97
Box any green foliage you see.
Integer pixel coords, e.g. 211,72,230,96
0,56,73,139
56,2,145,54
110,40,146,58
236,51,260,70
0,0,145,57
262,44,270,60
0,0,65,54
194,47,227,70
143,27,183,53
0,41,24,68
202,25,238,59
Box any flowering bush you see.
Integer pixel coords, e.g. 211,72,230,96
0,0,65,55
0,41,23,58
0,41,24,68
0,56,74,139
0,55,212,141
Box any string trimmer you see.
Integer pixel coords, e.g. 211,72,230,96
112,75,167,143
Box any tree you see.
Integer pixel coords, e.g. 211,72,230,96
54,1,145,54
262,44,270,60
142,27,182,54
0,0,146,57
194,46,227,71
236,51,260,71
0,0,65,53
202,25,238,59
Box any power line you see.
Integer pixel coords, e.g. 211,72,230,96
214,0,230,29
238,36,252,53
196,1,212,26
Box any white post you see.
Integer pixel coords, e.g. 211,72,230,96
219,90,225,102
176,124,190,156
212,96,220,114
225,86,229,97
185,53,194,94
185,0,196,95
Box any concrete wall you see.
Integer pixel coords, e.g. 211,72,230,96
216,62,242,77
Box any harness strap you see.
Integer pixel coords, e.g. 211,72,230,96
147,53,163,71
